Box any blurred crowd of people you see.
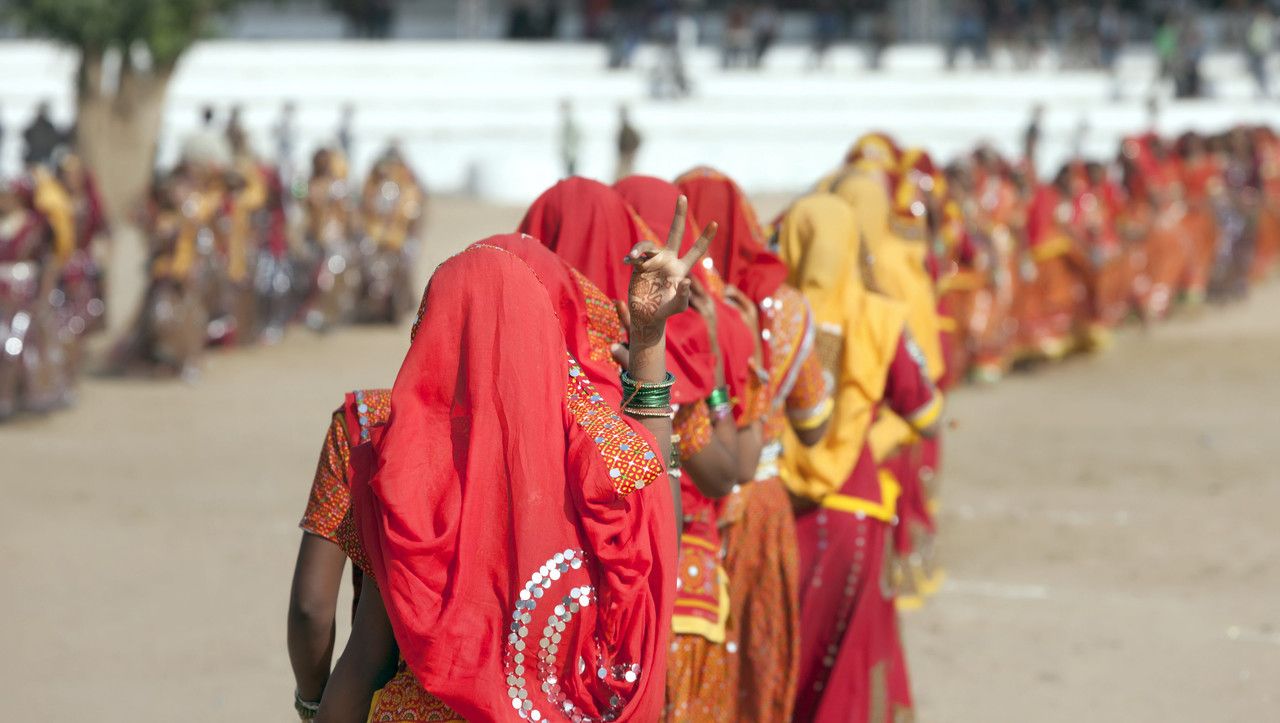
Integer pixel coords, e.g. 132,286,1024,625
106,106,426,381
887,118,1280,386
0,103,109,421
0,102,426,421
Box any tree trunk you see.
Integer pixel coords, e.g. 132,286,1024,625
75,53,173,228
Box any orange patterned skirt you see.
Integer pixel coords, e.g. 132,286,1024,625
710,477,802,723
367,664,465,723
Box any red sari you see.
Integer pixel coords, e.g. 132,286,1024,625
1015,183,1093,358
678,167,807,723
520,182,731,696
777,195,940,723
613,175,767,722
352,239,677,722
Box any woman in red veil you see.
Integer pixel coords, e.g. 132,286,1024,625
317,218,714,721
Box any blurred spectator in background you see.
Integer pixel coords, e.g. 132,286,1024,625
1154,12,1179,89
508,0,559,39
606,0,646,69
181,105,231,170
0,103,6,175
651,3,694,98
274,101,298,186
1098,2,1125,72
226,104,247,153
866,4,894,71
1245,3,1275,99
559,99,582,177
751,3,781,68
723,4,755,69
1060,1,1097,69
809,0,842,70
337,103,356,160
23,102,66,166
1023,102,1044,177
615,104,642,180
946,0,990,70
330,0,396,39
1176,14,1208,98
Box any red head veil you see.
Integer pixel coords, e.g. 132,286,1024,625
675,166,788,310
354,241,677,722
520,177,716,406
613,175,758,417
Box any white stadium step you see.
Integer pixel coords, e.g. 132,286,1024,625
0,41,1275,203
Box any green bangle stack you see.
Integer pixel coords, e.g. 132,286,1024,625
706,386,733,422
706,386,731,409
620,369,676,418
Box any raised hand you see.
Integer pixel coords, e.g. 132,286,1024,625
623,194,716,346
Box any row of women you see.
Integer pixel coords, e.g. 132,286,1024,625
927,124,1279,383
285,125,1280,723
107,142,424,379
0,152,108,421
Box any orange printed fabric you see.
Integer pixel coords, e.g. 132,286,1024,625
299,389,392,542
664,634,729,722
674,402,714,461
299,411,351,543
573,267,627,366
369,664,465,722
784,351,832,433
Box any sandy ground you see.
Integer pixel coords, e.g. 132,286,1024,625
1,197,1277,722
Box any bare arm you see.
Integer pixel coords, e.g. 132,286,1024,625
735,420,765,483
316,580,400,723
622,194,717,530
287,532,348,703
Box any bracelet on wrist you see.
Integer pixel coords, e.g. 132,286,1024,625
620,369,675,411
294,690,321,720
622,405,674,419
706,386,731,410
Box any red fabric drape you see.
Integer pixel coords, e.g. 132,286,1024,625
676,168,788,308
520,177,716,406
353,240,677,722
613,175,757,413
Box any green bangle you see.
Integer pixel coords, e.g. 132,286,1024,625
620,370,675,410
706,386,731,410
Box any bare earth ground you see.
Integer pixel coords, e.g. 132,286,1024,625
1,198,1277,722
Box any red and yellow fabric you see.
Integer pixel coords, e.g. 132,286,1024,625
368,664,465,722
792,333,937,723
226,156,268,284
31,166,75,266
830,164,946,384
776,193,909,505
352,240,677,722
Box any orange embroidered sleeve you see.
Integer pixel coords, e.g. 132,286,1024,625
736,372,772,428
299,411,352,544
785,348,833,431
674,402,714,462
564,354,666,496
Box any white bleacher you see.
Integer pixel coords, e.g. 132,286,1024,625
0,40,1274,202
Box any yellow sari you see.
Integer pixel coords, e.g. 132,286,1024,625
776,193,907,503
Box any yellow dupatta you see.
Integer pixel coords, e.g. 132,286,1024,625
776,193,907,502
831,165,946,383
32,167,75,266
228,156,267,283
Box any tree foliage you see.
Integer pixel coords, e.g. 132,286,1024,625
7,0,240,68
